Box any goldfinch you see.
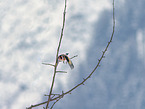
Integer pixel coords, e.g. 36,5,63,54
57,53,74,69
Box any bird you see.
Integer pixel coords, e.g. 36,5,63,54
56,53,74,69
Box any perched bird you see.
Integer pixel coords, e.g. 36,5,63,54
57,53,74,69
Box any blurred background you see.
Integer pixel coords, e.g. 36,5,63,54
0,0,145,109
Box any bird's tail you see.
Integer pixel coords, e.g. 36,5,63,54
64,55,74,69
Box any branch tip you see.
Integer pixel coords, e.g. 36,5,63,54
70,55,78,59
56,71,67,73
42,63,55,67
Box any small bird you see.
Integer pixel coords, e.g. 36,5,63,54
57,53,74,69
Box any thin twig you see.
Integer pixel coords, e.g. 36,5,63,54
70,55,78,59
44,94,60,96
56,71,67,73
42,63,55,67
26,101,47,109
50,98,61,109
45,0,67,108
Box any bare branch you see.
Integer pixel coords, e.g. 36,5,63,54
26,101,47,109
70,55,78,59
56,71,67,73
44,94,60,96
50,98,61,109
45,0,67,108
42,63,55,67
